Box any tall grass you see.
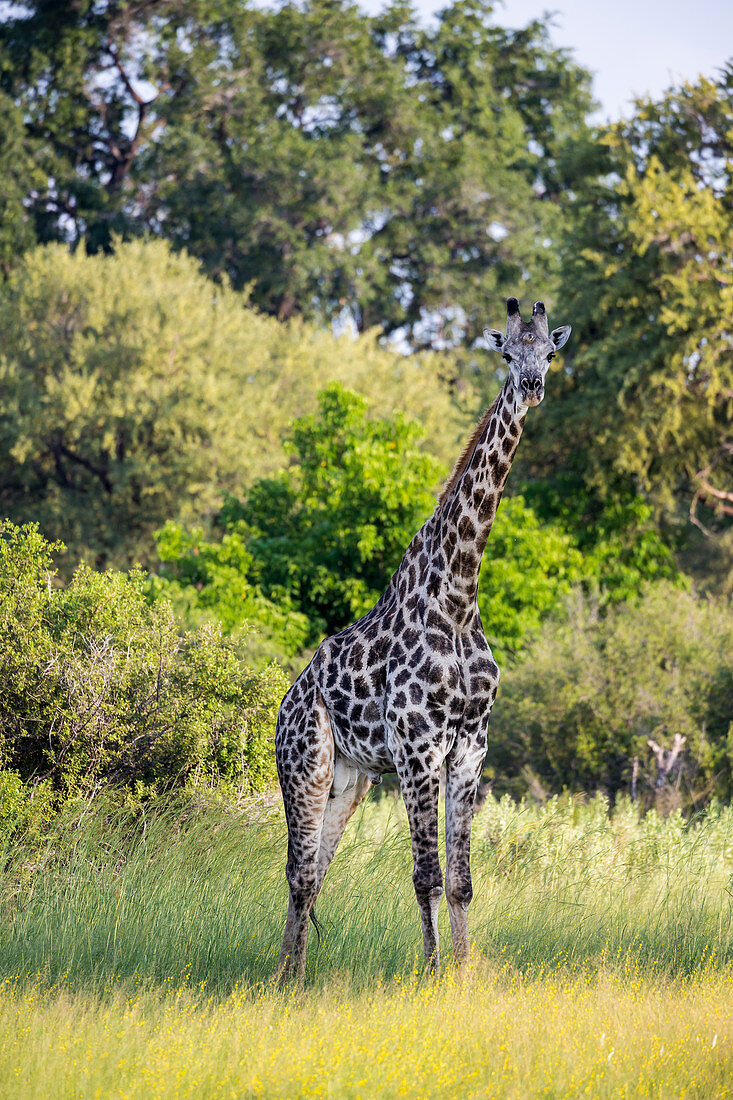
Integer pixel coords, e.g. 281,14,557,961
3,791,733,993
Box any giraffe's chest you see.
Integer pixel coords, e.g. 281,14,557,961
384,616,499,739
384,637,467,736
317,595,498,772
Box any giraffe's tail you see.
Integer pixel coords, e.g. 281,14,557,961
310,907,323,946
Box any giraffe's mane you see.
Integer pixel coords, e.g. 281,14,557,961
436,394,500,505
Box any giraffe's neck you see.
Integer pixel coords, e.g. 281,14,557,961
430,377,527,625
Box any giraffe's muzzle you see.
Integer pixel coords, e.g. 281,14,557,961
520,373,544,406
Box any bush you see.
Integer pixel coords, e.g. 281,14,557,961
0,521,288,803
0,769,54,847
487,582,733,805
227,383,444,638
149,522,312,670
477,496,585,661
521,477,680,603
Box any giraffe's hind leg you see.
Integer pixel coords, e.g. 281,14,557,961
276,886,297,982
276,773,371,984
317,766,372,891
275,677,334,984
277,760,372,983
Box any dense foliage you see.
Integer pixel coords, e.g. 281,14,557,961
150,522,312,670
0,239,470,571
154,385,679,666
0,4,731,807
489,584,733,805
0,521,287,804
0,92,41,275
522,71,733,563
0,0,592,345
222,383,444,636
477,493,678,660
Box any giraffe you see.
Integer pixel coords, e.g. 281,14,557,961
275,297,572,982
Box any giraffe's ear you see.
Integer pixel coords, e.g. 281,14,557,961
551,325,572,350
483,327,505,352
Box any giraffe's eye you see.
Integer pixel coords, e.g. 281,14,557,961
502,354,512,363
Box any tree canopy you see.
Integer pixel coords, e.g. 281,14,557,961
521,72,733,555
0,0,593,345
0,239,470,570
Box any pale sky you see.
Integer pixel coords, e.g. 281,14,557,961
361,0,733,120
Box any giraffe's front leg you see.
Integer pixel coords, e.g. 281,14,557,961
392,732,443,973
444,730,487,964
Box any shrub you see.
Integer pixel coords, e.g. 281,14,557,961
227,383,444,638
487,582,733,805
149,521,312,669
477,496,585,662
0,770,54,847
0,521,288,803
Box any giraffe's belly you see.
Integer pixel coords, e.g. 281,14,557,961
330,752,368,797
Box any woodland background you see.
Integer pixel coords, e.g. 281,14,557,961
0,0,731,827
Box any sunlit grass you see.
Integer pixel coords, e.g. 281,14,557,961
2,968,733,1098
3,792,733,1096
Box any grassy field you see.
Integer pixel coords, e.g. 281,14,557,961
3,791,733,1097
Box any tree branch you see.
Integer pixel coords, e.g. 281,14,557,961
55,443,113,495
106,44,152,108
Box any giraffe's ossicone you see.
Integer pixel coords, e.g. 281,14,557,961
275,297,572,983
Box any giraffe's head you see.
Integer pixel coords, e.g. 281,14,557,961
484,298,571,408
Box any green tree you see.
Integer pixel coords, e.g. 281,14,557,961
0,239,258,568
520,476,680,605
522,72,733,573
476,491,676,664
0,239,469,570
477,496,585,662
355,0,593,345
225,383,444,636
0,91,43,274
149,522,312,669
0,0,593,344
